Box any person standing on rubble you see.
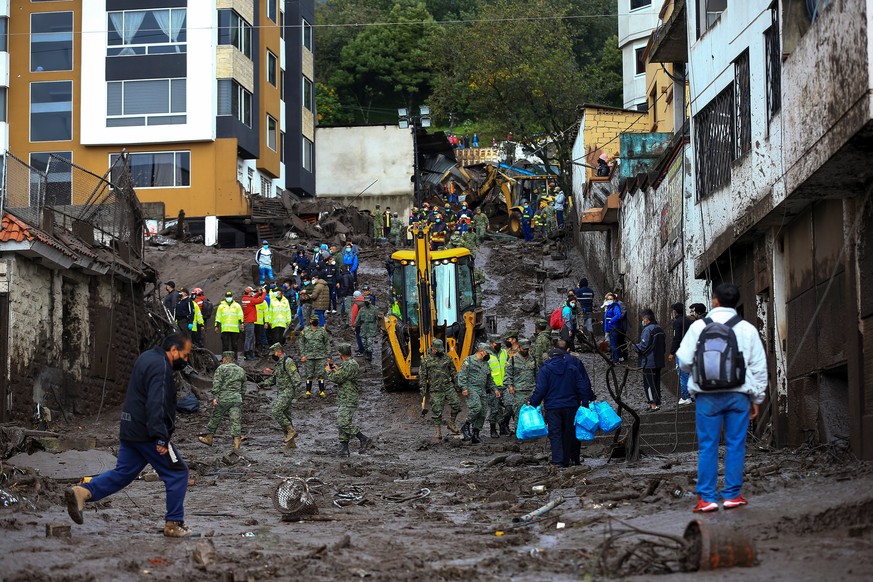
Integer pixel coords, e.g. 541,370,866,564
634,309,666,412
259,343,302,449
354,298,378,362
308,275,330,326
320,257,339,314
521,201,535,242
174,287,196,333
342,242,359,285
163,280,180,316
266,287,292,345
459,343,499,445
215,291,244,354
300,314,331,397
326,343,372,457
472,207,489,245
554,188,567,228
65,333,193,537
505,338,538,434
419,339,461,442
532,318,553,366
198,351,246,451
338,266,355,316
485,334,512,438
240,286,266,360
256,240,274,285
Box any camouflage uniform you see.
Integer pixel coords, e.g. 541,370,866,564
459,231,478,257
300,325,331,381
327,356,361,442
532,327,552,366
354,302,379,359
458,353,496,431
419,348,460,427
262,355,302,431
472,212,489,242
474,268,485,307
505,347,538,425
205,359,246,437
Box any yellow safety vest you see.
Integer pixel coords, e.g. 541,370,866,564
215,300,243,330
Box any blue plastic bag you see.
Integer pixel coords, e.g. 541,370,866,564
593,401,622,433
575,403,600,432
575,424,595,442
516,404,548,440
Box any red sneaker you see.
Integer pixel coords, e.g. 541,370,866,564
692,498,719,513
723,495,748,509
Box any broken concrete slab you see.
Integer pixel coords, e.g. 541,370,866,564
7,449,117,480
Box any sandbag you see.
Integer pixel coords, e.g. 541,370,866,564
593,401,621,433
516,404,548,440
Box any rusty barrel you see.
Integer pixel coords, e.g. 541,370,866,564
681,519,757,572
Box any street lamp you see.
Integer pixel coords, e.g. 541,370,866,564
398,106,431,208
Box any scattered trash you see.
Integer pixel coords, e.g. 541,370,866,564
682,519,757,572
272,477,321,518
514,495,566,523
242,532,256,538
379,488,430,503
459,460,478,468
1,488,20,508
529,548,544,558
556,522,566,529
532,485,546,494
333,485,367,508
45,523,71,539
193,539,216,567
495,531,505,537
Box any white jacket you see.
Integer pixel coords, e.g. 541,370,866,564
676,307,768,404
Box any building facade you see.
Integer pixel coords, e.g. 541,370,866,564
618,0,659,110
5,0,315,247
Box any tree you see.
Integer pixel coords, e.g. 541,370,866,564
581,34,623,107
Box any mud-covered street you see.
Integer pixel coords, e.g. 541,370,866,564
2,238,873,581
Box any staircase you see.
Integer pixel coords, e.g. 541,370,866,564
596,405,698,456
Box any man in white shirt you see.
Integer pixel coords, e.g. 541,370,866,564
676,283,767,513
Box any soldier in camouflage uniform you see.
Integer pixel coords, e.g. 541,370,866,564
389,212,404,246
458,343,498,445
505,338,538,433
354,299,378,362
472,208,489,244
325,343,372,457
299,314,331,397
259,343,302,448
474,268,485,307
532,318,553,366
198,351,246,450
419,339,460,442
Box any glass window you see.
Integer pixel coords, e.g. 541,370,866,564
107,9,187,56
302,137,313,172
267,51,277,86
280,131,285,163
302,19,313,51
31,81,72,142
303,77,313,111
0,17,8,52
0,88,6,123
433,262,458,326
404,264,419,327
635,46,646,75
630,0,652,10
267,0,277,23
279,12,284,39
457,257,475,312
267,116,278,151
110,151,190,188
107,79,186,126
280,72,285,101
31,12,73,72
217,79,251,126
30,151,72,206
217,9,251,58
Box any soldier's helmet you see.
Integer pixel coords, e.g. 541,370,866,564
431,339,445,353
338,343,352,356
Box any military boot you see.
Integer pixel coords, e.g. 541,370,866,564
461,421,472,441
446,416,460,435
490,423,499,438
163,521,192,538
284,426,298,443
432,425,442,443
305,381,312,398
471,428,482,444
356,431,372,454
318,380,326,398
499,419,511,436
197,434,213,446
338,442,350,457
64,485,91,524
233,436,241,451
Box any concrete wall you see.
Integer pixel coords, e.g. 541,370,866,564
315,125,415,217
4,256,149,423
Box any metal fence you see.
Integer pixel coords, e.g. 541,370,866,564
694,84,735,200
0,152,146,264
734,50,752,158
765,8,782,124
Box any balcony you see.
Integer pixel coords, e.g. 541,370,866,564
579,193,621,231
647,0,688,64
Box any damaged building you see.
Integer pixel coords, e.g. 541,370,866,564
572,0,873,459
0,154,153,424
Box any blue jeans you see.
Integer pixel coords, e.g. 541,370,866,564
243,322,255,353
677,362,690,399
608,330,621,363
545,407,579,466
258,265,274,284
315,309,326,326
695,392,751,502
84,440,188,522
556,209,564,227
355,328,364,353
329,287,338,311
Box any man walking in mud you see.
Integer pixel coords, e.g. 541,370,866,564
300,314,331,397
260,343,303,448
198,351,246,451
64,333,193,537
505,338,537,434
354,298,378,362
419,339,461,442
459,343,499,444
326,343,372,457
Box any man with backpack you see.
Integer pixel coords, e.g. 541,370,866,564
676,283,767,513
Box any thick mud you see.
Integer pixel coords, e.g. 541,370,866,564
1,237,872,581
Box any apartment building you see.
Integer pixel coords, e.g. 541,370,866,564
618,0,659,110
4,0,315,246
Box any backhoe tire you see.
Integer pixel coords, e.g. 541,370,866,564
381,330,407,392
508,210,523,238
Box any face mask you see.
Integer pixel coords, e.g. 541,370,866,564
276,292,282,299
263,245,269,249
272,354,281,362
504,341,512,348
642,320,647,327
225,297,232,303
481,353,490,362
605,299,613,305
520,349,529,357
570,302,576,308
171,354,188,371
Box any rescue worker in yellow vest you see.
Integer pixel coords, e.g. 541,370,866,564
255,295,269,354
485,334,511,438
382,206,392,238
191,298,205,348
215,291,244,354
265,289,293,345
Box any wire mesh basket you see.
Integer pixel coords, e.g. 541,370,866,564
272,477,319,517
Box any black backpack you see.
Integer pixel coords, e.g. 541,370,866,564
200,298,214,321
692,315,746,390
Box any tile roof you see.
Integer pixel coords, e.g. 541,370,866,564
1,212,88,260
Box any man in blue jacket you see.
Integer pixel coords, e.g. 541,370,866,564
528,341,595,467
64,333,193,537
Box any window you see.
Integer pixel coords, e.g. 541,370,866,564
280,131,285,163
260,175,272,197
218,10,252,58
267,0,277,23
649,85,658,126
765,8,782,124
280,71,285,101
279,12,284,39
267,116,278,151
734,50,751,158
302,137,313,172
302,19,313,51
267,51,277,86
30,151,72,206
31,81,72,142
694,84,734,200
697,0,727,38
31,12,73,72
110,151,190,188
303,77,313,111
0,88,6,122
630,0,652,9
0,17,8,52
107,9,187,56
217,79,252,126
634,46,646,75
107,79,186,127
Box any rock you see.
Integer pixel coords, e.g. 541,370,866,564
504,454,527,467
193,538,216,567
45,523,71,538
